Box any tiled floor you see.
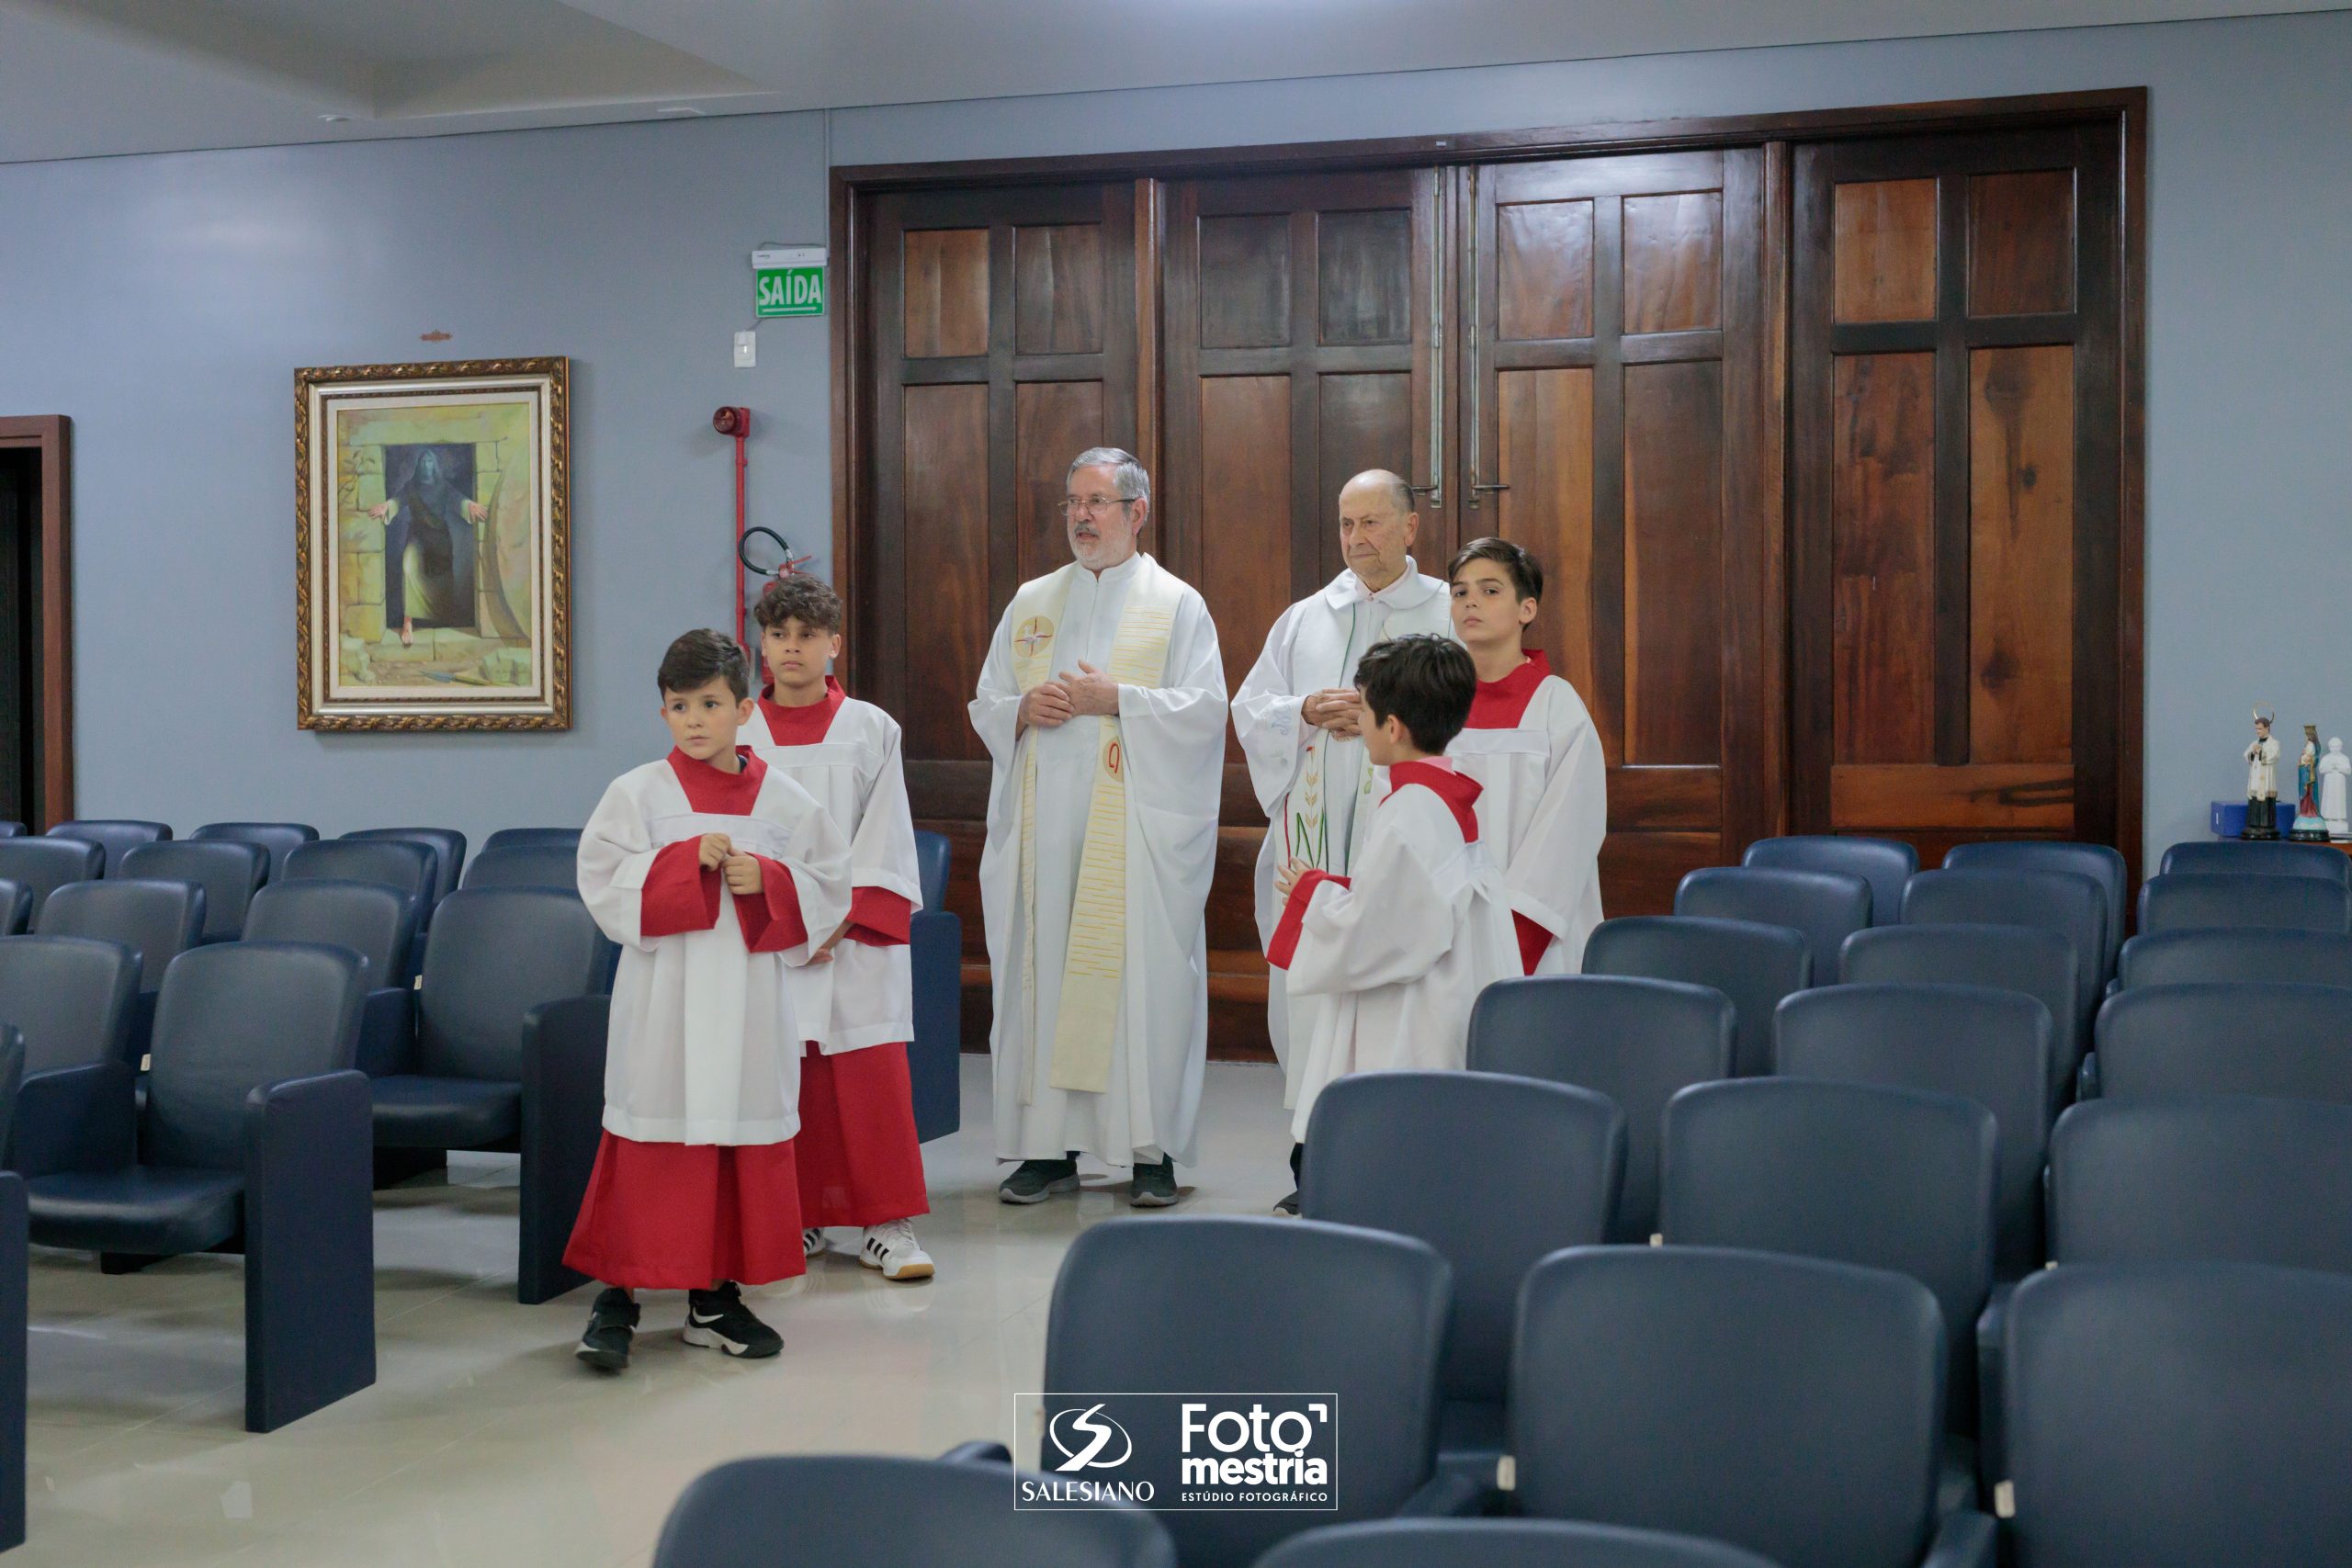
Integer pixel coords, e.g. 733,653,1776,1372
20,1055,1294,1567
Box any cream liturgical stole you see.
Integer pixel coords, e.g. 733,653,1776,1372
1007,557,1183,1097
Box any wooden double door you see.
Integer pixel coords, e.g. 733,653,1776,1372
842,115,2132,1054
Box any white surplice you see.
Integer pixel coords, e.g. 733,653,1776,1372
577,750,851,1145
1230,563,1453,1079
1272,761,1517,1142
744,682,923,1054
1448,652,1608,975
969,552,1227,1166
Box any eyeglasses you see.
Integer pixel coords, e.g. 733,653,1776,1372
1061,495,1135,517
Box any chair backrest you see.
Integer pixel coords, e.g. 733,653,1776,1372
0,935,138,1074
1467,976,1735,1243
1582,917,1808,1078
1044,1216,1449,1568
2139,871,2352,935
1301,1071,1623,1407
460,844,578,891
2095,982,2352,1103
1776,982,2053,1278
119,840,267,942
481,827,582,853
190,821,319,880
915,829,951,910
0,837,103,919
2005,1261,2352,1567
1257,1519,1784,1568
1902,867,2107,1030
1741,834,1917,927
1673,866,1870,982
282,839,435,918
0,1024,21,1154
2159,838,2352,886
1514,1247,1943,1568
1840,922,2082,1088
142,942,365,1171
651,1455,1176,1568
2117,927,2352,990
2051,1096,2352,1275
242,879,414,990
44,819,170,874
1943,840,2129,972
0,823,20,838
1661,1077,1996,1427
35,879,205,990
417,889,606,1081
0,880,28,936
343,827,466,906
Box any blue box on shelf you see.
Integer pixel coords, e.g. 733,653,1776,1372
2211,800,2250,838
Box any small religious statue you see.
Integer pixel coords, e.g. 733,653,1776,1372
2294,723,2335,841
2245,707,2282,840
2321,738,2351,841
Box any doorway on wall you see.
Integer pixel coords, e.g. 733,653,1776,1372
0,418,74,829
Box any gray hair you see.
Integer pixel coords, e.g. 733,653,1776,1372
1342,468,1415,517
1068,446,1150,506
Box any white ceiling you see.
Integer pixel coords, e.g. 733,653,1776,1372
0,0,2341,164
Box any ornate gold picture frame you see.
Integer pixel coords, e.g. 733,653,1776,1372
297,356,570,729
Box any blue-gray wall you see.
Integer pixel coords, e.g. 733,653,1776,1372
2,10,2347,855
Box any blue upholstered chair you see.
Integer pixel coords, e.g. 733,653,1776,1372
460,844,576,890
1903,869,2107,1041
44,819,169,874
0,1168,23,1551
1468,976,1734,1243
1302,1070,1623,1478
342,827,467,916
1584,917,1809,1077
1943,842,2129,977
2158,838,2350,886
0,935,137,1088
910,829,963,1142
190,821,318,881
282,840,435,951
1513,1247,1993,1568
652,1453,1177,1568
2088,983,2352,1104
1742,834,1918,927
1259,1520,1785,1568
1674,866,1871,983
1840,925,2083,1094
2138,871,2352,935
481,828,582,854
2003,1262,2352,1566
0,838,101,922
2115,928,2352,991
38,878,205,1064
15,942,373,1431
0,883,28,938
119,840,266,943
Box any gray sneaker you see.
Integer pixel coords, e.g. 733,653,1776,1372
999,1156,1080,1205
1129,1157,1180,1208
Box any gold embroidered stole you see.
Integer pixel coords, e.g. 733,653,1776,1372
1007,558,1181,1097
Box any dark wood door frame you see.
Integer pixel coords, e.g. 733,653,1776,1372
0,416,74,829
831,86,2145,866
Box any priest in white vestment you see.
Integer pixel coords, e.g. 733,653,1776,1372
1231,470,1454,1091
970,447,1227,1208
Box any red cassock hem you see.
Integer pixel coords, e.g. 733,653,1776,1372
1267,870,1348,971
735,857,809,953
796,1042,930,1227
641,840,720,938
844,886,914,947
1512,910,1555,976
562,1133,807,1289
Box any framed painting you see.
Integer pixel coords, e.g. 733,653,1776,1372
297,356,571,729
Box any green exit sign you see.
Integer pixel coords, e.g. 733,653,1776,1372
753,245,826,318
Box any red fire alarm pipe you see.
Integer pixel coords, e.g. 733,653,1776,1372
712,407,752,643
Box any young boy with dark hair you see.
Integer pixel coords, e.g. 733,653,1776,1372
567,628,851,1371
742,575,935,1281
1446,537,1607,975
1266,632,1515,1186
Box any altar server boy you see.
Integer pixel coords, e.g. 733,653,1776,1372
1268,633,1516,1148
743,574,935,1281
1445,538,1607,974
567,628,851,1371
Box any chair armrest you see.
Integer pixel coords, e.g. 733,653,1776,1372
1975,1282,2018,1501
939,1440,1013,1468
2075,1051,2100,1100
243,1071,375,1432
1919,1506,1996,1568
11,1063,137,1178
517,997,610,1303
1395,1469,1490,1517
245,1071,375,1198
356,987,415,1077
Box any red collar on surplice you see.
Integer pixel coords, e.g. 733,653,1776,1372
1464,649,1550,729
758,677,848,745
1386,759,1483,844
666,746,768,813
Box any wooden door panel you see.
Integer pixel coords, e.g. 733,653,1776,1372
1831,351,1937,764
1497,200,1593,341
1495,366,1597,706
1317,209,1414,344
1198,213,1293,349
1623,357,1724,767
902,228,991,358
1012,380,1102,583
1013,223,1106,355
1832,179,1937,322
1968,171,2075,317
1968,344,2075,763
899,383,991,761
1198,374,1295,746
1623,192,1723,334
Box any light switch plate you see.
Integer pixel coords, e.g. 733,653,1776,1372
733,330,757,368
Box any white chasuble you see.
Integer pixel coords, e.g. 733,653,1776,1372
1268,761,1517,1143
745,682,923,1054
1230,564,1453,1086
970,553,1227,1166
577,750,851,1145
1447,651,1608,975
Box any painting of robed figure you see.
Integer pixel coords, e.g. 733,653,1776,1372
298,357,571,729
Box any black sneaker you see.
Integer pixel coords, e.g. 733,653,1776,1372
576,1286,639,1372
998,1156,1080,1205
684,1281,783,1359
1272,1190,1300,1217
1129,1156,1180,1208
